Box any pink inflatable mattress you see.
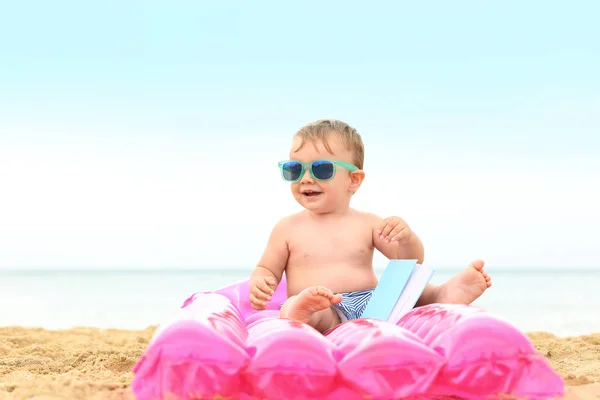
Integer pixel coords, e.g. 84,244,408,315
131,276,564,399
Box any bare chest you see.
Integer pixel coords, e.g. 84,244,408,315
287,220,374,267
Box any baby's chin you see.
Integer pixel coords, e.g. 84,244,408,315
296,195,343,215
295,193,326,211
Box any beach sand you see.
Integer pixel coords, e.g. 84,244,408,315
0,327,598,399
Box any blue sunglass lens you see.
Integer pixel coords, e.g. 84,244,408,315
311,160,334,180
282,162,302,181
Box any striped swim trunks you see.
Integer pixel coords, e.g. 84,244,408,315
331,288,375,322
279,288,375,325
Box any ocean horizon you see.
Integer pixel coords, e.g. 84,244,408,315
1,266,598,337
3,265,599,271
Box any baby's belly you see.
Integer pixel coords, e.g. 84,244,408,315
285,263,378,296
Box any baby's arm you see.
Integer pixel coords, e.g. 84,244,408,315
249,217,291,308
368,213,442,306
367,213,425,263
253,217,290,283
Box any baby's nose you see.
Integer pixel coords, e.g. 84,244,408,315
300,169,314,183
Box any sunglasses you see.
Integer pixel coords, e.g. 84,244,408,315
278,159,359,182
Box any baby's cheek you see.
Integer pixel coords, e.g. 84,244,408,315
330,179,350,192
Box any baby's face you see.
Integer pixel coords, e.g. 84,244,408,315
287,135,358,214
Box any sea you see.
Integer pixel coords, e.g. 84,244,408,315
0,267,598,337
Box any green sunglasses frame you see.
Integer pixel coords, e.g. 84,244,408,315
277,159,359,182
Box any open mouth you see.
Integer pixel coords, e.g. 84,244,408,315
302,190,322,197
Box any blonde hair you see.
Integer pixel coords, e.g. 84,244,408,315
293,119,365,169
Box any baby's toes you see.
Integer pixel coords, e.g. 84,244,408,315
315,286,333,297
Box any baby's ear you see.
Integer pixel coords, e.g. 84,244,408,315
349,170,365,193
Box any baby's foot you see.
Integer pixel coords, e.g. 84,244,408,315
436,260,492,304
284,286,343,325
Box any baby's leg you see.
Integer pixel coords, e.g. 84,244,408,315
416,260,492,306
280,286,343,333
415,283,440,307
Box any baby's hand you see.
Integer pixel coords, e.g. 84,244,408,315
249,276,277,310
377,216,413,244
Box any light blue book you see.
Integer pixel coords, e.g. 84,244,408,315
361,259,435,324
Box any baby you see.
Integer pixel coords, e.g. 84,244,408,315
249,119,492,333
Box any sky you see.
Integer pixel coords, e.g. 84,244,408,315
0,1,598,269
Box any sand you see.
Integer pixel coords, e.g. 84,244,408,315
0,327,598,400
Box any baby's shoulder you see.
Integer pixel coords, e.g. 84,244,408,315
272,211,309,231
350,208,383,228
